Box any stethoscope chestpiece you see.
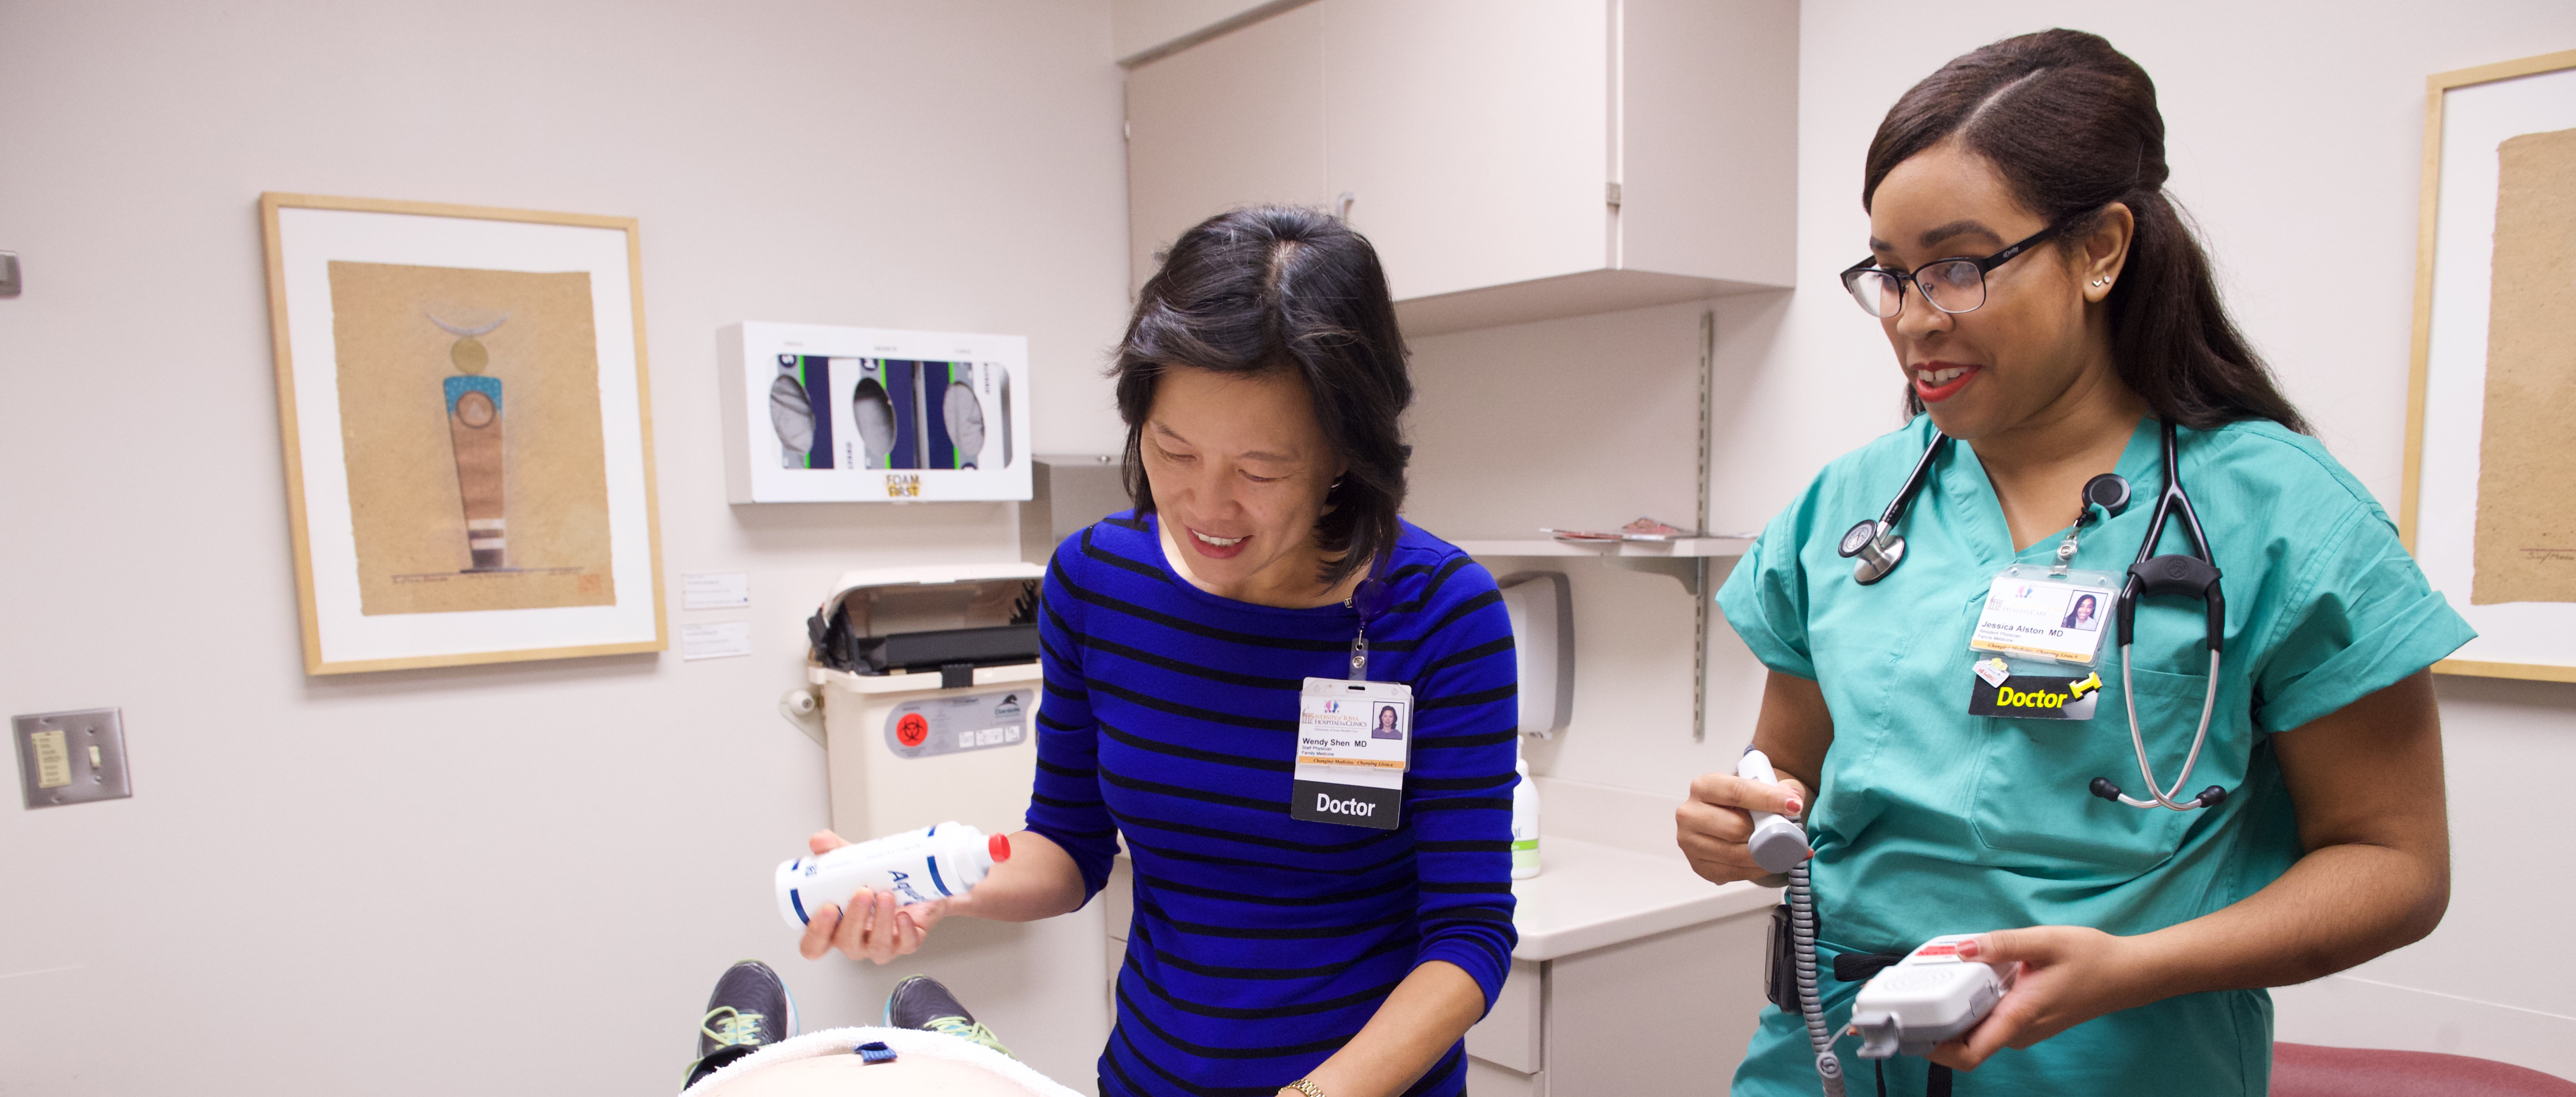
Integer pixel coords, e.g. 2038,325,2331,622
1839,519,1905,585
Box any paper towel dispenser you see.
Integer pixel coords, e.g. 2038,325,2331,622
1496,572,1573,738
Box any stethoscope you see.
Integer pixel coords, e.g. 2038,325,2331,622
1839,420,2230,812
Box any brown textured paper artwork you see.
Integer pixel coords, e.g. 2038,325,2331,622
2471,127,2576,605
328,261,616,615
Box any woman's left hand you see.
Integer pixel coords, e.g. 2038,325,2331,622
1928,926,2157,1071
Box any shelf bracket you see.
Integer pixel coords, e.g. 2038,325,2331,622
1605,554,1703,595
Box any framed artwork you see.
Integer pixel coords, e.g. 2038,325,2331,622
260,193,667,674
719,322,1032,503
2399,49,2576,683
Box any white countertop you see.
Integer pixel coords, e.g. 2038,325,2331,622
1508,837,1776,961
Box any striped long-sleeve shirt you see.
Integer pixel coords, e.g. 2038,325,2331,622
1022,512,1521,1097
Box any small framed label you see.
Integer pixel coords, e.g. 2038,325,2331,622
683,570,751,610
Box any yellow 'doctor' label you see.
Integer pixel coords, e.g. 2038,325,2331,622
30,729,71,789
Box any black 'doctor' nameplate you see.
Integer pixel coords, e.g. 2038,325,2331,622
1291,779,1401,829
1968,673,2101,721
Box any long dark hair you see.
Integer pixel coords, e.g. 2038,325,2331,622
1112,205,1412,587
1866,29,2307,432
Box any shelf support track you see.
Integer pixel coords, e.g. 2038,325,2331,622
1693,309,1715,743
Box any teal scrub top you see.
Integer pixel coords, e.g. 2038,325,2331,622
1716,415,2473,1096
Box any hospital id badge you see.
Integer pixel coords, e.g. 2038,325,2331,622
1968,564,2119,668
1290,677,1411,830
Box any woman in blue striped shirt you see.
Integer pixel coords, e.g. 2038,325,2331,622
797,207,1521,1097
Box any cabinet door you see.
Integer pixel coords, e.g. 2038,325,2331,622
1320,0,1608,303
1124,4,1328,296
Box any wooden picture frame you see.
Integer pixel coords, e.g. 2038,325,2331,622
2398,50,2576,683
260,193,667,673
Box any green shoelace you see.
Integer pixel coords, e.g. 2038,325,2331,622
921,1014,1011,1058
701,1007,769,1048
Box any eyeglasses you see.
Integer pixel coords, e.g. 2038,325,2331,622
1839,221,2068,319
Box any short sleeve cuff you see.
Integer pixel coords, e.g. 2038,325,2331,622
2258,590,2476,733
1715,540,1818,680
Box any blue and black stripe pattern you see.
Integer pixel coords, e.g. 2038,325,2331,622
1024,512,1520,1097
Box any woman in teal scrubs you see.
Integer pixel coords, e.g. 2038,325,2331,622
1677,30,2473,1096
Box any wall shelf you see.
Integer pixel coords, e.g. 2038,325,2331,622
1455,536,1751,595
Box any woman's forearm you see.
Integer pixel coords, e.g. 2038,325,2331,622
1289,961,1485,1097
2125,838,2447,1002
947,831,1091,922
2126,673,2450,1003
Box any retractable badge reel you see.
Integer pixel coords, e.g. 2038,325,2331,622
1292,573,1410,830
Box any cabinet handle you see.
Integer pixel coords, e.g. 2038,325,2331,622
1336,191,1356,221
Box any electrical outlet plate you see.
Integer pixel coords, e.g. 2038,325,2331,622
14,708,132,808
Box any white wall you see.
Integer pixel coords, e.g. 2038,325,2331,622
0,2,1130,1093
1412,0,2576,1079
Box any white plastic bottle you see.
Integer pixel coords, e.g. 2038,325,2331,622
775,822,1010,928
1511,756,1541,879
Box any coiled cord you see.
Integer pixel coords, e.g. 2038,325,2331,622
1788,862,1846,1097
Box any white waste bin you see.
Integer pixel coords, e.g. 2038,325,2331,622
801,562,1107,1090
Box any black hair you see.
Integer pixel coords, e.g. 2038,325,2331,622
1865,29,2307,432
1112,205,1412,588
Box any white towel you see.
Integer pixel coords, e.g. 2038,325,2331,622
682,1025,1083,1097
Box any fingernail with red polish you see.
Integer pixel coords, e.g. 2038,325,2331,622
1957,938,1982,958
1785,797,1803,815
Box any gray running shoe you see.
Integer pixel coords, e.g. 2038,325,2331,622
682,961,796,1090
884,974,1011,1058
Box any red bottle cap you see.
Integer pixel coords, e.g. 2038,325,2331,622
988,833,1012,863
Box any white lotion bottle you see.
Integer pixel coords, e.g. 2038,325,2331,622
775,821,1010,928
1511,755,1541,879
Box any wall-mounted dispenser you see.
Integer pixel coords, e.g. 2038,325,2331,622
1496,572,1574,738
1019,454,1130,564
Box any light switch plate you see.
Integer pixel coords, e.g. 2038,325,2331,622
14,708,132,808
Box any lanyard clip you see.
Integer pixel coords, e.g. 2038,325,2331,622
1348,629,1370,681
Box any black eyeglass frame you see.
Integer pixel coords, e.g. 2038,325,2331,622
1839,220,2073,319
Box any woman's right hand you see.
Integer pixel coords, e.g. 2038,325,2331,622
1675,770,1811,885
794,830,950,965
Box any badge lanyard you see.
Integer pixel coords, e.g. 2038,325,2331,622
1292,561,1412,829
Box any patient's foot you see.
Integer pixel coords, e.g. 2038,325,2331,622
884,975,1010,1058
684,961,796,1090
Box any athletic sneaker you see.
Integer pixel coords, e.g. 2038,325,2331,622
682,961,797,1090
884,974,1011,1058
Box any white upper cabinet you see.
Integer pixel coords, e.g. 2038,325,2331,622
1124,0,1797,334
1124,4,1327,296
1320,0,1609,307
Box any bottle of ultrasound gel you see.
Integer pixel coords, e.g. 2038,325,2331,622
776,822,1010,928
